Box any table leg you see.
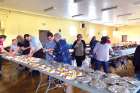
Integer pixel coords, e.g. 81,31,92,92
35,73,43,93
66,84,73,93
45,79,51,93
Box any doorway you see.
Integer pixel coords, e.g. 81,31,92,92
39,30,51,47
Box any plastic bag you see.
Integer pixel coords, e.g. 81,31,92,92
71,60,77,67
81,56,91,69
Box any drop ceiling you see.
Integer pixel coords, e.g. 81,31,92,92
0,0,140,26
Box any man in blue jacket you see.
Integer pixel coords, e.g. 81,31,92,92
54,33,71,65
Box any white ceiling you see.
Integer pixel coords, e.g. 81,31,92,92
0,0,140,26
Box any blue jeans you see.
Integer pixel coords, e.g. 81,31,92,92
135,73,140,81
95,60,109,73
137,89,140,93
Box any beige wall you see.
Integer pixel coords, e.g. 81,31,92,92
112,25,140,44
0,8,114,46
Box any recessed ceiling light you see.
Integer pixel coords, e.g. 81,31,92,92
101,6,118,11
43,6,55,12
72,14,84,17
117,13,132,17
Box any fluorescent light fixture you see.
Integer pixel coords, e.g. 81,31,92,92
101,6,118,11
72,14,84,17
117,13,132,17
134,0,140,5
74,0,83,3
88,1,97,19
43,6,54,12
88,18,100,21
68,1,78,16
128,18,140,20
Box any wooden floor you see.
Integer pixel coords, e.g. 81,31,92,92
0,61,65,93
0,61,84,93
0,60,135,93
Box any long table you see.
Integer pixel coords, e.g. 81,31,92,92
110,47,136,60
1,55,109,93
1,54,140,93
70,47,136,59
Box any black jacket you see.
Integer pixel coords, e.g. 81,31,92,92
22,40,30,55
134,45,140,73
